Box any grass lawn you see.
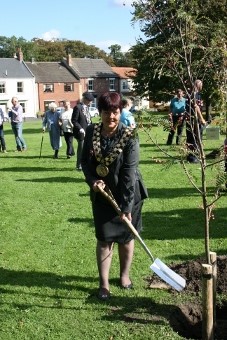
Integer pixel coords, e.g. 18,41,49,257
0,118,226,339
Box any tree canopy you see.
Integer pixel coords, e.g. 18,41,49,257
130,0,227,107
0,36,134,67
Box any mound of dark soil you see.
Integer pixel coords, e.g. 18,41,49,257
147,255,227,339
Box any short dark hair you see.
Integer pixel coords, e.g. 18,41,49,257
82,92,94,101
98,92,123,112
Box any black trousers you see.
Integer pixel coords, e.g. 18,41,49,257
76,139,84,169
63,132,75,156
186,119,204,151
167,116,184,145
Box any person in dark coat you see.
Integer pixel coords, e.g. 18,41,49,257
81,92,148,300
42,102,62,159
71,92,94,170
185,79,206,163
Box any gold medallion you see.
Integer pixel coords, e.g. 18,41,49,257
96,164,109,177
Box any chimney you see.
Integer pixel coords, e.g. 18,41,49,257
17,47,23,62
67,53,72,67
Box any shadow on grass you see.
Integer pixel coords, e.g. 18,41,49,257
91,298,174,327
0,166,76,172
4,127,42,135
79,283,177,327
0,267,176,328
68,217,93,225
0,268,94,290
0,155,77,160
16,176,84,183
146,186,222,198
142,206,227,241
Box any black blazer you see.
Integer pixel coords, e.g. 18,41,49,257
71,102,91,140
81,122,148,213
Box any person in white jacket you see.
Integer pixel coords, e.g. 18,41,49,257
59,101,75,158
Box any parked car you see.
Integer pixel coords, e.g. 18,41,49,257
89,107,99,117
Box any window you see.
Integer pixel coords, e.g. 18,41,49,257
122,80,129,90
109,78,115,91
17,82,23,93
20,102,26,113
88,79,94,91
0,82,5,93
43,84,54,92
64,83,74,92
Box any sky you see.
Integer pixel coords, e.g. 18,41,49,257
1,0,144,53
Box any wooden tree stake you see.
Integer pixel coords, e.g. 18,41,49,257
202,264,213,340
210,252,217,329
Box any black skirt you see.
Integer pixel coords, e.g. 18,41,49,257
92,194,143,244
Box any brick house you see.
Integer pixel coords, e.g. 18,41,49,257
112,67,136,96
112,66,150,109
2,50,122,115
26,60,80,113
62,55,119,107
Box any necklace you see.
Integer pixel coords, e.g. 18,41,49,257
92,123,133,177
101,128,117,138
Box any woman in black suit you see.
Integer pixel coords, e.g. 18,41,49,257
81,92,148,300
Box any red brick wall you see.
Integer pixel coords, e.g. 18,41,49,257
38,82,81,112
80,78,120,100
38,78,120,113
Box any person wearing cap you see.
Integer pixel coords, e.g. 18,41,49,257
166,89,186,145
71,92,94,170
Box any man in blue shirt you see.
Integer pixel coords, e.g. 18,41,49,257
166,89,186,145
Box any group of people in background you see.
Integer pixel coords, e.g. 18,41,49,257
166,79,207,163
42,92,94,168
0,92,137,173
41,92,136,171
0,82,219,169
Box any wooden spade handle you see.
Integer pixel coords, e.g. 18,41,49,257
98,186,155,262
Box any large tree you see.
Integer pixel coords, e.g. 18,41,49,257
108,44,133,66
130,0,227,112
